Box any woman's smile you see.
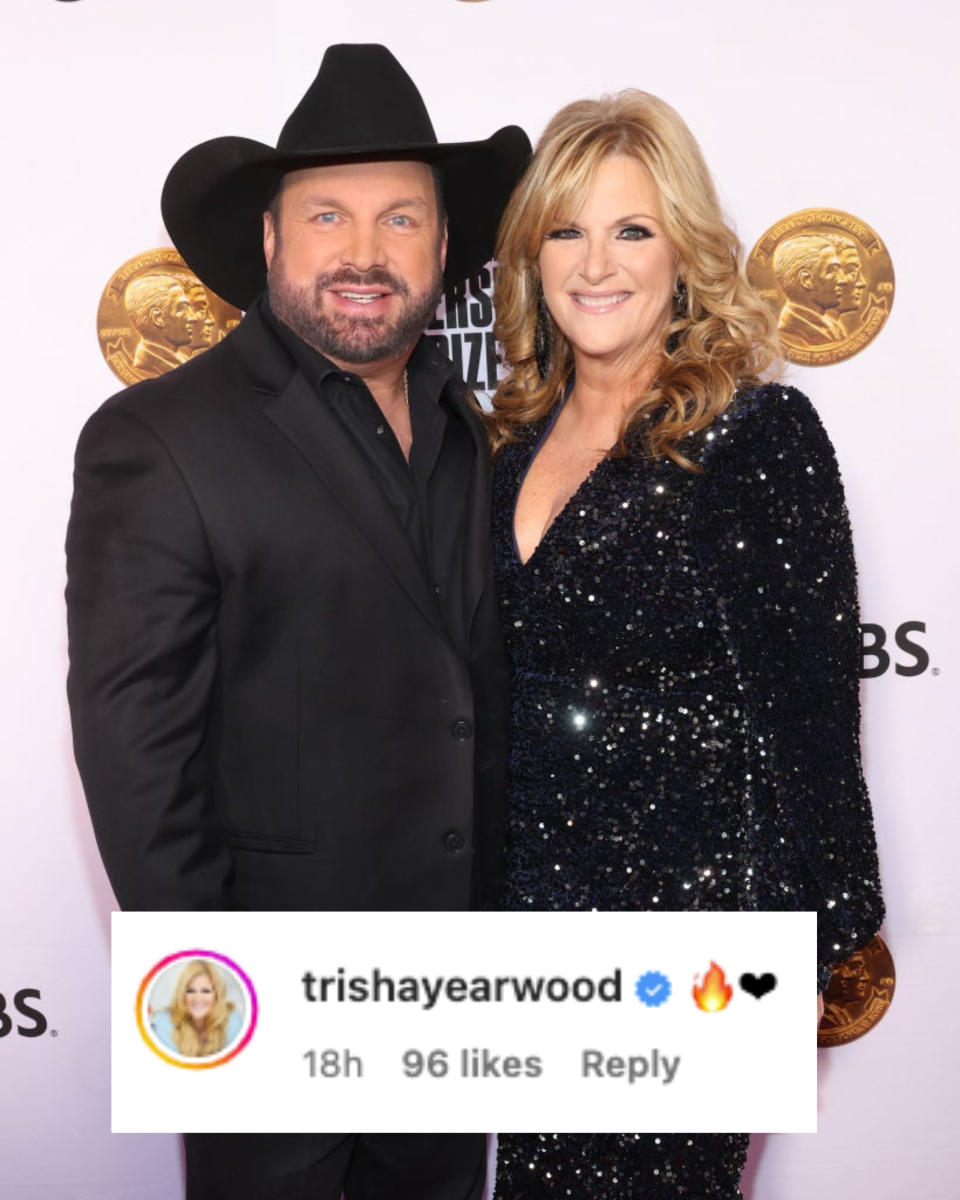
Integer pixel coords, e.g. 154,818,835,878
568,290,633,312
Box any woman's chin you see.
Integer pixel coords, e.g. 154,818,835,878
567,338,640,367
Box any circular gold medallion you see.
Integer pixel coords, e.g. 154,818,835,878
747,209,894,366
97,249,243,385
817,934,895,1047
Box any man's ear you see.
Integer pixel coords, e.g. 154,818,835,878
439,220,448,274
263,210,276,270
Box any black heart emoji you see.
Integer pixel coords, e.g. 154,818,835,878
739,972,777,999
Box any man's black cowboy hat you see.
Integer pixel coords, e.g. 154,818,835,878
161,43,531,311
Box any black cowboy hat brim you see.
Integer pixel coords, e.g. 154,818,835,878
161,126,530,311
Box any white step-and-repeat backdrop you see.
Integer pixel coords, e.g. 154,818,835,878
2,0,957,1196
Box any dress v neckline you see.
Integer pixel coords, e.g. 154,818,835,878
511,406,607,569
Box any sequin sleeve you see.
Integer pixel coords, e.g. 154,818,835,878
692,385,884,990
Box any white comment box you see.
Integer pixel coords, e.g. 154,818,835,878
112,911,816,1133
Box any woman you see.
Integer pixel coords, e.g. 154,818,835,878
489,91,884,1197
152,958,242,1058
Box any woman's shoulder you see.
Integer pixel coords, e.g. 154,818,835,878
226,1006,243,1041
689,380,848,525
505,410,554,446
701,381,837,472
717,381,820,433
492,412,552,475
150,1008,177,1049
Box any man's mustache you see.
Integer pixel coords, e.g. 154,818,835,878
314,267,410,296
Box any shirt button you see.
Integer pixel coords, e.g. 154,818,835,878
433,584,441,596
442,830,466,854
451,718,473,741
376,424,386,436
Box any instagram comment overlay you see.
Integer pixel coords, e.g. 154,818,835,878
113,911,815,1133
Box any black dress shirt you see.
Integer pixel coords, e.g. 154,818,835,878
262,298,475,650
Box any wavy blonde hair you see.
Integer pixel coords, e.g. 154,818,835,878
166,959,235,1057
490,90,780,468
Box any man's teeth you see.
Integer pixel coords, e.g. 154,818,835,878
337,292,384,303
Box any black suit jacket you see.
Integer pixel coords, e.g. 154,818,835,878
66,299,508,913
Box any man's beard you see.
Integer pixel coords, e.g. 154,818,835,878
267,258,444,365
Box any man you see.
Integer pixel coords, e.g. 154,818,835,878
177,274,217,355
66,44,529,1200
773,232,847,346
124,271,199,375
832,235,866,321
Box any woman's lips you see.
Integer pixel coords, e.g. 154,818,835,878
569,291,632,313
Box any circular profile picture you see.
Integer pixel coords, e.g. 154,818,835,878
137,950,257,1069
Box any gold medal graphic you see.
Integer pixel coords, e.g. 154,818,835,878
97,249,243,385
747,209,894,366
818,934,895,1047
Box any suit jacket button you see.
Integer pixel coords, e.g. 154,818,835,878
451,718,473,741
443,830,466,854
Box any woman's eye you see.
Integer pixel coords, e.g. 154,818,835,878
544,227,581,240
617,224,654,240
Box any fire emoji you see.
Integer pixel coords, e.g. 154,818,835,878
692,962,733,1012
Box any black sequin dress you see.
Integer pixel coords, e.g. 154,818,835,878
491,385,884,1199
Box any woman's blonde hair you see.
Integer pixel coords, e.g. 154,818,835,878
490,90,780,467
167,958,234,1057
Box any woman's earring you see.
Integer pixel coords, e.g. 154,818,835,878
535,288,554,380
673,278,689,317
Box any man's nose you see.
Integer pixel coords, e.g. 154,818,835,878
340,222,387,271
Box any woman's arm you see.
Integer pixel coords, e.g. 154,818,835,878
692,385,885,990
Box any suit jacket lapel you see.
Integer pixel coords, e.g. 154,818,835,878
230,302,482,644
263,366,450,642
448,386,492,637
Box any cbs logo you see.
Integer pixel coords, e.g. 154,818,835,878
860,621,929,678
0,989,48,1038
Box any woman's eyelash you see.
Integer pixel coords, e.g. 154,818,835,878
618,224,654,239
544,227,581,240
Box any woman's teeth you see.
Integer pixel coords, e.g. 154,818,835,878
574,292,630,307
